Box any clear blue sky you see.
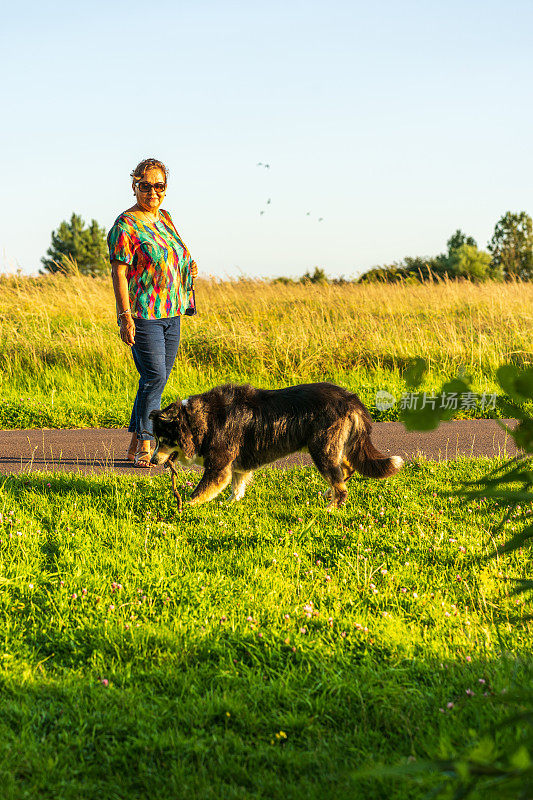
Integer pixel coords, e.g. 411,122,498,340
2,0,532,278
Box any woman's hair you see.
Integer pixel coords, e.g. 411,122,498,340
131,158,169,185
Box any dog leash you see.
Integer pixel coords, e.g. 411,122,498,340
184,277,197,316
140,430,183,511
167,458,183,512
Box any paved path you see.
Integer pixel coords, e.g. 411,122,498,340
0,420,520,477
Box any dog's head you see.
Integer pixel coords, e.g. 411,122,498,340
149,400,195,465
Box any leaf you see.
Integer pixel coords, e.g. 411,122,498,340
405,357,427,388
455,761,470,781
512,421,533,453
516,369,533,401
510,746,531,770
497,365,533,402
400,378,472,432
497,399,530,421
441,377,471,397
497,365,521,398
468,737,498,765
401,405,443,431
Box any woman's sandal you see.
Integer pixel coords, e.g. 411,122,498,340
133,445,152,468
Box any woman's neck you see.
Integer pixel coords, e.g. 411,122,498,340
128,204,160,223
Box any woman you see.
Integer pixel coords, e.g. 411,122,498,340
108,157,198,467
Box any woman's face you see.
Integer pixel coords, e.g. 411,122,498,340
133,167,167,213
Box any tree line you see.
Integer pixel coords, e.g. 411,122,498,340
358,211,533,283
41,210,533,282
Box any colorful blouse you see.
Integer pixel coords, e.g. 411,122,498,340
107,209,196,319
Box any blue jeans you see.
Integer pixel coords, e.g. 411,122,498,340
129,316,181,441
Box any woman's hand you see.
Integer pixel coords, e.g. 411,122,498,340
120,315,136,346
190,261,198,280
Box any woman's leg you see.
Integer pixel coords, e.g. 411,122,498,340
163,316,181,384
128,397,138,434
130,318,168,443
126,399,139,460
126,433,138,461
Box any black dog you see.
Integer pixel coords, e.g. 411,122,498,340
150,383,403,508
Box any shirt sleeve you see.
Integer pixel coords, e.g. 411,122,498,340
107,223,135,265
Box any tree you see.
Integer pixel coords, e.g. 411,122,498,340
446,228,477,255
357,228,497,283
300,267,328,285
41,213,109,276
358,256,448,284
488,211,533,280
447,243,493,281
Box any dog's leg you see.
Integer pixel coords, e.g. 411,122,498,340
322,459,354,502
308,447,348,510
341,456,357,482
188,463,233,506
228,469,254,502
327,469,348,510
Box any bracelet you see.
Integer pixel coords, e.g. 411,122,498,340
118,310,132,319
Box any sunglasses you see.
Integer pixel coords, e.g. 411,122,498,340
136,181,166,193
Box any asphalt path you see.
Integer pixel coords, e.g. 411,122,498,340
0,420,520,477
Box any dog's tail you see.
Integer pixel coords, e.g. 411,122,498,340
354,437,404,478
346,407,404,479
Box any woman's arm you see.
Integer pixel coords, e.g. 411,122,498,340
111,260,135,347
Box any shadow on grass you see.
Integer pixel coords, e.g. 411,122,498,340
0,471,169,507
1,622,530,800
1,467,530,797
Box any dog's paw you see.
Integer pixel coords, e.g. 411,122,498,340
326,493,347,511
228,489,246,503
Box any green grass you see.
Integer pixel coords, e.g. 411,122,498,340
2,274,533,429
0,460,531,799
0,363,510,431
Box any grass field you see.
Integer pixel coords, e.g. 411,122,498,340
0,459,531,799
1,273,533,429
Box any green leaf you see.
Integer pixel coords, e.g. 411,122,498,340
455,760,470,781
497,365,520,396
497,365,533,402
516,369,533,401
401,404,442,431
512,421,533,453
510,746,531,770
405,357,427,388
468,737,498,765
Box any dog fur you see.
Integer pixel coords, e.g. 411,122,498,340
149,382,403,509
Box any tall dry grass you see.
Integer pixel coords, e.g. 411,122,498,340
2,273,531,385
